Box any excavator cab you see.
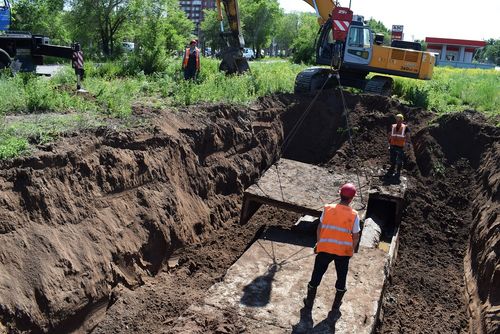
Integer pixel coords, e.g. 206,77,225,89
343,24,373,66
0,0,11,31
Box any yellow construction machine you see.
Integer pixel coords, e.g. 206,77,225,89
216,0,435,95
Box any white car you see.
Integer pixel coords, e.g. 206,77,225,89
122,42,135,53
243,48,255,60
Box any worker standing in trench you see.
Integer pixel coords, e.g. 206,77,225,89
386,113,411,179
302,183,360,324
182,40,200,80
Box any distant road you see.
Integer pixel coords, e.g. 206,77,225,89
36,65,65,76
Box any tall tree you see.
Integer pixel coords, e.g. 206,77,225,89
290,13,317,64
239,0,282,57
366,18,390,46
127,0,193,73
162,0,194,52
11,0,69,44
475,39,500,65
275,13,300,56
69,0,136,57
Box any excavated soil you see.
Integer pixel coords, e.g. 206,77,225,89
0,91,498,334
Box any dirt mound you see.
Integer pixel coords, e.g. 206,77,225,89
377,112,499,334
0,91,498,334
0,96,291,333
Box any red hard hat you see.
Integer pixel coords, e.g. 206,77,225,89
340,183,356,198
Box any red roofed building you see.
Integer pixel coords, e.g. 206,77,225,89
425,37,491,68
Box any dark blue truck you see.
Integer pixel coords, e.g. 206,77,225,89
0,0,10,31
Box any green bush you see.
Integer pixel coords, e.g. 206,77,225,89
0,134,29,159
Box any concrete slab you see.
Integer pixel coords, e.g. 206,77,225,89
368,173,408,201
172,228,388,333
240,159,369,224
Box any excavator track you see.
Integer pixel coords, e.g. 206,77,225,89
294,67,335,94
363,75,393,96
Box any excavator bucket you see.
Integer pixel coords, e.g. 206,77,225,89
219,47,250,75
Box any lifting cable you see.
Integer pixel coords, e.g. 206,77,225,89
274,73,333,203
332,72,365,205
273,66,367,207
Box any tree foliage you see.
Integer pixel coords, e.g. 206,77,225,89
11,0,69,44
200,9,228,53
475,39,500,65
274,13,300,56
366,18,391,46
162,0,194,52
239,0,282,57
290,13,318,64
126,0,193,74
69,0,136,57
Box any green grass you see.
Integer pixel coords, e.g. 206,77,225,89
0,134,29,159
0,59,306,159
0,60,498,159
393,67,500,117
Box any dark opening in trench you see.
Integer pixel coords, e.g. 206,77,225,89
365,197,399,244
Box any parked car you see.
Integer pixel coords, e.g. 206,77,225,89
243,48,255,60
122,42,135,53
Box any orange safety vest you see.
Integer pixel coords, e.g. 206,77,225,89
316,204,358,257
389,123,407,147
183,47,200,70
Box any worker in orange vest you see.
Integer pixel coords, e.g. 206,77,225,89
303,183,360,323
182,40,200,80
386,113,411,178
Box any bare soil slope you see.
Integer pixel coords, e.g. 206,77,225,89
0,92,497,334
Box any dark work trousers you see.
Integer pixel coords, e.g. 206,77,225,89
389,145,405,171
184,51,198,80
309,252,350,290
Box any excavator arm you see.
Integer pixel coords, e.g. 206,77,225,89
216,0,249,74
216,0,337,75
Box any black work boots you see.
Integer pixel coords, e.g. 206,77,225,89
303,285,346,324
327,289,346,323
303,283,317,309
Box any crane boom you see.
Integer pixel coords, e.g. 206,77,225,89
302,0,336,24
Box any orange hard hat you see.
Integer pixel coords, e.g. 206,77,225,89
340,183,356,199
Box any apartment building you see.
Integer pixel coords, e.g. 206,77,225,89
179,0,216,33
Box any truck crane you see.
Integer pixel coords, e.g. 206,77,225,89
216,0,435,95
0,0,83,82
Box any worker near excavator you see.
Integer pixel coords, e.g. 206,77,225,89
182,40,200,80
386,113,411,178
303,183,360,323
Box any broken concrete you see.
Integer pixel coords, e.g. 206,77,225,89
172,228,388,333
173,160,411,333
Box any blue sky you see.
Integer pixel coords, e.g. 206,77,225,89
278,0,500,41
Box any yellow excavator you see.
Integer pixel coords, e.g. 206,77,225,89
215,0,435,95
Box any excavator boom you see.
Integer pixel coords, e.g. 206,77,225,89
302,0,336,24
216,0,249,74
216,0,434,95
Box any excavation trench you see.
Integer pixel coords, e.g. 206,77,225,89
0,93,498,334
